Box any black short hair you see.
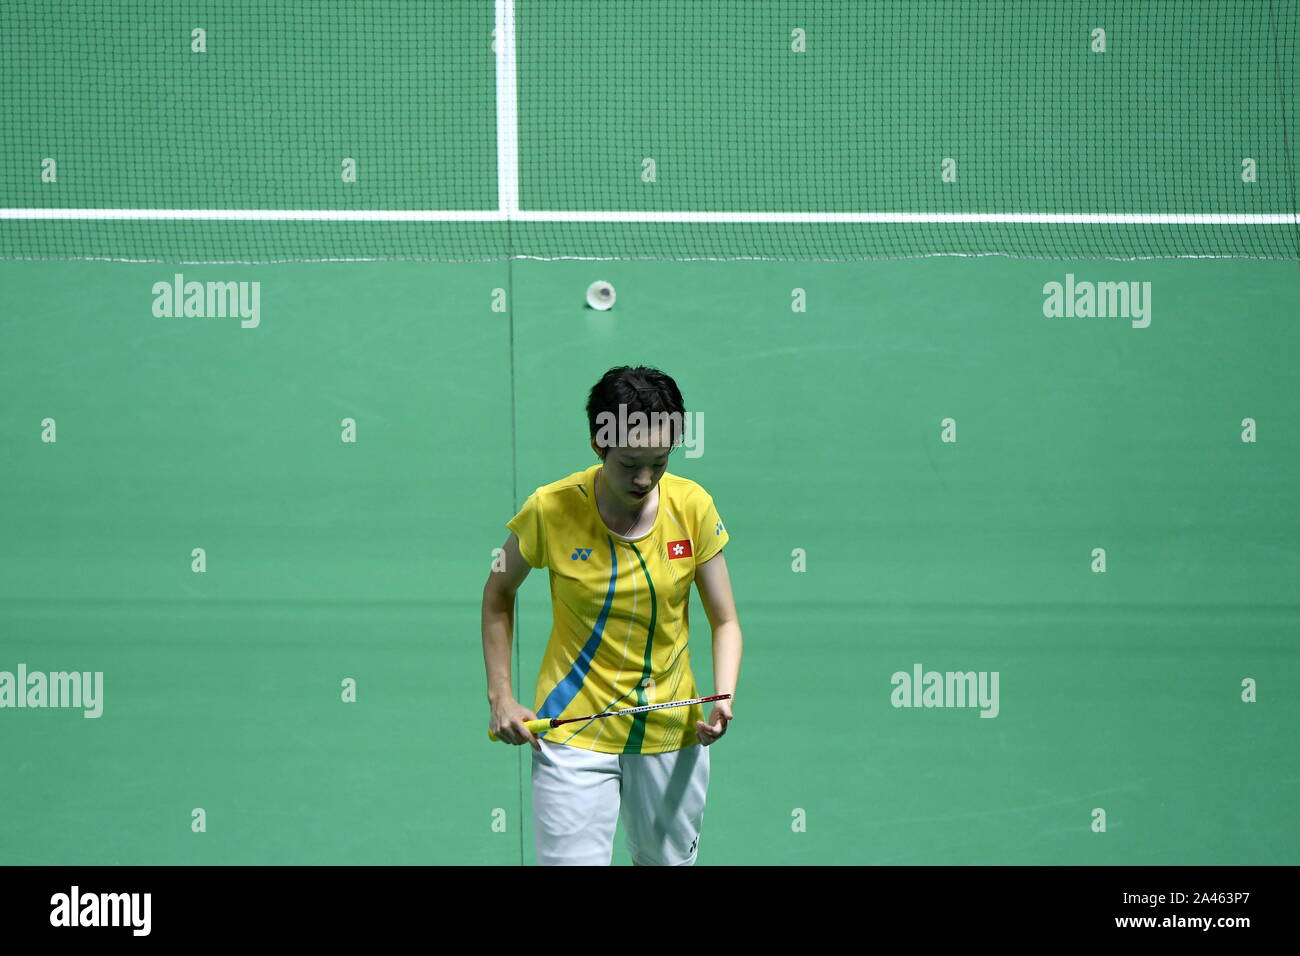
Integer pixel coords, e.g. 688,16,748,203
586,365,686,459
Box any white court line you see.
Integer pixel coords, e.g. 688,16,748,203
0,209,1295,224
495,0,518,217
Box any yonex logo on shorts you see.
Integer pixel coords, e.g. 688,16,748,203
570,548,593,560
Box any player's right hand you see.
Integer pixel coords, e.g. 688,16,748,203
489,699,542,751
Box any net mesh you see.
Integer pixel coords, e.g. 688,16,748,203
1,0,1297,263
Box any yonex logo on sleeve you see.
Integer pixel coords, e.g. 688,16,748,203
570,547,593,560
715,521,724,535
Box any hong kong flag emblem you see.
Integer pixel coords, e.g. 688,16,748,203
667,539,693,560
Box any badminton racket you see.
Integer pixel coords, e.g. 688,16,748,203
488,693,731,742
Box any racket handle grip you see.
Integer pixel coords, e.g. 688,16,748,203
488,718,551,742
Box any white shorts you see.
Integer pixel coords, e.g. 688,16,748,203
530,736,710,866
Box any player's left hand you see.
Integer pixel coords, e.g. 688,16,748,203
696,699,733,746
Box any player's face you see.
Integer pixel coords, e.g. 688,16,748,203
605,432,672,505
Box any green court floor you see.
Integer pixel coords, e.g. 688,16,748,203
1,255,1295,864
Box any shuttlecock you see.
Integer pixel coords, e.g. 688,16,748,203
586,280,616,311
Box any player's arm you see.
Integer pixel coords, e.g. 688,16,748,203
486,531,533,597
482,532,533,709
694,551,742,703
695,550,737,626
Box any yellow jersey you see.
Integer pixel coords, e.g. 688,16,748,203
507,463,729,754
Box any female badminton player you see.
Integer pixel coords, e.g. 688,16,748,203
482,365,742,866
